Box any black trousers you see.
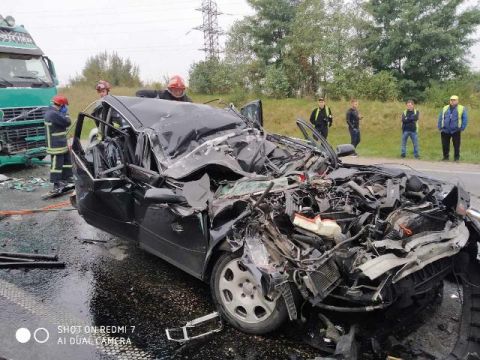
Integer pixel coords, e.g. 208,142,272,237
441,131,461,160
50,152,73,183
315,125,328,139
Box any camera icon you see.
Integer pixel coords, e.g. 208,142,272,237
16,328,49,344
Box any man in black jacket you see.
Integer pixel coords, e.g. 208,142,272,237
309,97,333,139
346,99,361,151
44,95,72,192
401,99,420,159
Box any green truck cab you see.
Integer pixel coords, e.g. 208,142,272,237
0,15,58,168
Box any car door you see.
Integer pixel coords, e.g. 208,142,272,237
131,138,209,279
71,103,137,241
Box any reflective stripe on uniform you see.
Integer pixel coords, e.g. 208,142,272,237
50,155,61,173
47,147,68,155
442,104,464,128
45,122,52,148
52,131,67,136
63,165,72,168
315,106,331,122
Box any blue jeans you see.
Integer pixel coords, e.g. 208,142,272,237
349,128,360,148
401,131,419,157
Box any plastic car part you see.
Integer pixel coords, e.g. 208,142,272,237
165,312,223,343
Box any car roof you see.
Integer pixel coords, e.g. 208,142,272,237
103,95,245,131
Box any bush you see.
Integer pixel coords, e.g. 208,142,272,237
424,74,480,108
189,59,238,94
226,86,250,106
264,65,290,98
325,69,399,101
364,71,400,101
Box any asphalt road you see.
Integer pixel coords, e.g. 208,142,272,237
0,158,478,360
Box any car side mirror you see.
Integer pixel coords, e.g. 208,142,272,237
240,100,263,127
144,188,186,203
43,56,58,85
336,144,356,157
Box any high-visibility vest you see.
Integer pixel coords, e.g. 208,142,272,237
442,105,464,128
403,109,419,132
315,106,331,122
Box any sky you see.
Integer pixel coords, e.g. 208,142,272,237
2,0,480,86
2,0,255,85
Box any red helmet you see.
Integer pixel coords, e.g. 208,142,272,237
95,80,111,92
52,95,69,106
167,75,186,90
167,75,186,98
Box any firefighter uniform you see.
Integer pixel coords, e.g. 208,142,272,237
44,105,72,185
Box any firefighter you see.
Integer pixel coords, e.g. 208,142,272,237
158,75,192,102
92,80,113,141
44,95,72,193
309,97,333,139
95,80,111,98
438,95,468,161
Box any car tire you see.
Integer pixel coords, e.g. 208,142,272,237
210,252,288,334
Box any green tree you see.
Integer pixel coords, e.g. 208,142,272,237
224,20,265,92
264,65,290,98
285,0,361,96
189,59,238,94
71,51,142,87
234,0,299,66
362,0,480,99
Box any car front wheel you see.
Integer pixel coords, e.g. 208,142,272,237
210,252,288,334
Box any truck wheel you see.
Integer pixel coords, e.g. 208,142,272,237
210,252,288,334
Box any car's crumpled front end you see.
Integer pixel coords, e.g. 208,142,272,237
211,169,471,315
172,124,475,320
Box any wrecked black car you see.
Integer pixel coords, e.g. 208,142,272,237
71,96,480,340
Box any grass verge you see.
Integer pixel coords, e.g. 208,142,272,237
60,87,480,164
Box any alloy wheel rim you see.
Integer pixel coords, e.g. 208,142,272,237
218,258,275,324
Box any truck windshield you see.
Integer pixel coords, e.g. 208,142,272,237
0,54,53,87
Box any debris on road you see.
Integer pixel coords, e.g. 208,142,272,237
0,176,50,192
0,174,11,183
79,238,107,244
165,312,223,343
0,251,65,269
0,251,58,260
